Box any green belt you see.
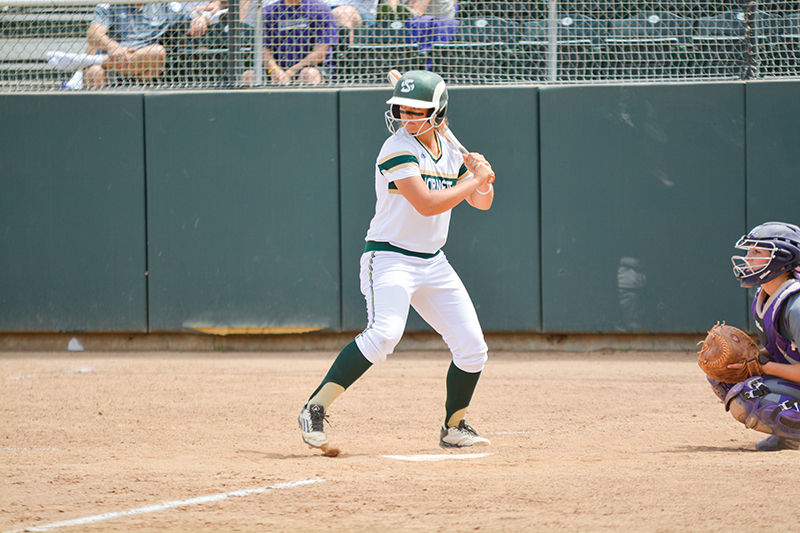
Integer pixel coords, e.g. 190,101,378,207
364,241,440,259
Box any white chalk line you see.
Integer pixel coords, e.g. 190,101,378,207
383,453,490,462
491,429,553,435
3,478,324,533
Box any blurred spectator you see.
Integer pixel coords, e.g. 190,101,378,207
323,0,378,29
239,0,262,24
383,0,455,19
189,0,224,16
45,0,221,89
83,2,217,88
383,0,456,53
243,0,338,85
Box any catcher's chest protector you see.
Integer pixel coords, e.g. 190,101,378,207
753,279,800,365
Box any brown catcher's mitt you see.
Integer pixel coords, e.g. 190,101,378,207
697,321,763,383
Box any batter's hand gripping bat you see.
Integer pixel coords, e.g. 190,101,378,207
387,69,495,185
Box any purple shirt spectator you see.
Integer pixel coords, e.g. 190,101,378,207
263,0,339,71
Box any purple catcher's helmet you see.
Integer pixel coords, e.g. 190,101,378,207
731,221,800,287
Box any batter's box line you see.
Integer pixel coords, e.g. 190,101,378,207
3,478,325,533
491,429,557,435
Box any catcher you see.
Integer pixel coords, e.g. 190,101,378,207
698,221,800,451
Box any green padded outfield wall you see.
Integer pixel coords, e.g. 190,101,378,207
2,82,797,335
338,87,541,333
337,89,388,331
745,81,800,227
539,83,748,333
743,81,800,332
0,94,147,332
444,87,541,332
144,91,340,333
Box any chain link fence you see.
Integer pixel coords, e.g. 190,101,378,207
1,0,798,91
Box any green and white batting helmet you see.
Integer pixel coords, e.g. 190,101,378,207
385,70,448,135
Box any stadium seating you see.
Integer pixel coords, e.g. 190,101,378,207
604,12,694,80
336,21,424,84
428,16,521,84
456,1,548,22
691,10,748,78
2,2,800,89
751,11,796,76
163,16,234,88
515,14,606,82
0,7,92,89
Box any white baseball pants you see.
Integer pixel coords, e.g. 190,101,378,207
354,250,488,373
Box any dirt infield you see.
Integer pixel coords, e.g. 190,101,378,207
1,350,797,533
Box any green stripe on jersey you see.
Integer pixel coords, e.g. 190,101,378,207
458,163,470,180
378,153,419,174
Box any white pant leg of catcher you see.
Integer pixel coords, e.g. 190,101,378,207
410,253,488,373
355,252,418,364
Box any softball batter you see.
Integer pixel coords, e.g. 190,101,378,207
298,70,496,449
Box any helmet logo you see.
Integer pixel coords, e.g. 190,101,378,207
400,79,415,92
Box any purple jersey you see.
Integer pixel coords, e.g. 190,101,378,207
753,277,800,365
262,0,338,70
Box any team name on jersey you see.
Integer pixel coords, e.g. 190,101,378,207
379,151,468,193
421,173,457,190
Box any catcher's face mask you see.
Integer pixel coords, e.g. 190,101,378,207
732,239,783,286
731,221,800,287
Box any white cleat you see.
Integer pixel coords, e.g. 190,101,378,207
298,404,328,448
439,420,490,448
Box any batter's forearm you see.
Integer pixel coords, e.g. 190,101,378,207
415,181,481,216
467,184,493,210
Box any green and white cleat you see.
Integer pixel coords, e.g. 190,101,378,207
298,404,328,448
439,420,490,448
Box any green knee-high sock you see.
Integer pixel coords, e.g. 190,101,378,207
307,340,372,409
444,361,482,427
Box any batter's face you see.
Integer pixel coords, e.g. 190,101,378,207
399,105,434,137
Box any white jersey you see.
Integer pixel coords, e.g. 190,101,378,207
364,128,472,254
